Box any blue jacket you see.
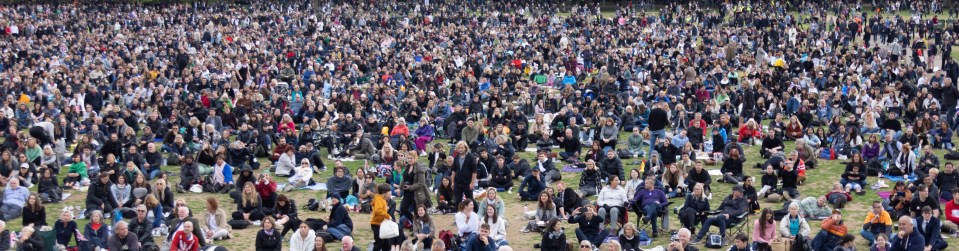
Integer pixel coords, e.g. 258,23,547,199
890,227,925,251
464,234,496,251
519,174,545,196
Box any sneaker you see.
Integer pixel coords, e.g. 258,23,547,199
176,185,185,193
520,227,529,233
691,237,702,244
508,188,513,194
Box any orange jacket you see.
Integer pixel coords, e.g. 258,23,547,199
821,217,848,237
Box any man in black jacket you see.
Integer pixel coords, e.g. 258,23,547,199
128,205,155,247
692,185,748,243
445,104,467,141
936,163,959,201
555,182,586,219
557,129,581,162
647,102,669,159
598,150,624,183
569,205,608,248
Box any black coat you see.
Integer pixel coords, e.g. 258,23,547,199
541,231,568,251
328,202,354,232
255,229,282,251
86,180,117,208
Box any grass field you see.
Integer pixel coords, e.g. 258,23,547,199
9,126,959,250
4,4,957,251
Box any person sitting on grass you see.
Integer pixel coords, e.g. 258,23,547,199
777,203,811,241
859,200,893,247
811,209,848,251
63,154,88,188
889,216,924,251
727,233,750,251
916,206,949,251
522,191,557,233
233,182,266,223
568,204,608,248
841,164,865,195
519,168,545,201
1,178,29,220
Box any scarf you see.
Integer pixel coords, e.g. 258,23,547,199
548,230,563,239
214,163,225,184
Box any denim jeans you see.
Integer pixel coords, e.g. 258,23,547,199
648,129,667,158
696,215,731,239
575,228,609,247
860,229,878,246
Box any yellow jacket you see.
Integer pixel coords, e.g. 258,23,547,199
370,194,390,225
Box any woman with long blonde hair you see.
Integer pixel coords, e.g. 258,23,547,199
232,182,266,222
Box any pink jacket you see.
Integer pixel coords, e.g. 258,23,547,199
753,219,777,243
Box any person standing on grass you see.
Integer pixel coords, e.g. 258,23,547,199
371,183,397,251
451,141,478,207
647,102,669,159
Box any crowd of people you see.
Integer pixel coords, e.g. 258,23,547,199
0,0,958,250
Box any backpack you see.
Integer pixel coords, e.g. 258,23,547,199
792,234,812,251
866,159,883,176
819,148,835,160
304,199,320,211
438,230,458,251
945,150,959,160
617,149,634,159
705,233,724,248
227,219,251,229
41,186,63,203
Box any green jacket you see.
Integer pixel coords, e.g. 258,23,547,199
69,161,88,180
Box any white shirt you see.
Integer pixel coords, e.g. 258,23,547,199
454,211,479,236
597,185,628,207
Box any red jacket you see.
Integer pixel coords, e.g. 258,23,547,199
171,231,199,251
738,126,763,142
255,181,277,199
946,201,959,225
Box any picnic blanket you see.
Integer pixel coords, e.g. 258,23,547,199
276,183,328,191
876,191,892,200
562,164,585,173
883,175,917,183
